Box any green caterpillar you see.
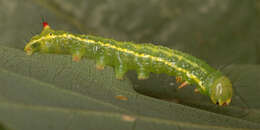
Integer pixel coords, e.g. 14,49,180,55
24,22,233,106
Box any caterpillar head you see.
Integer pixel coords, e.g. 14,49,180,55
24,22,55,55
209,76,233,106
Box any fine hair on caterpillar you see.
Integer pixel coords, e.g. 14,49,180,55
25,21,233,106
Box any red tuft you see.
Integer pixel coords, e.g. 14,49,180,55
43,22,49,28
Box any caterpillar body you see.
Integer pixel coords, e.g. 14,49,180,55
25,22,233,106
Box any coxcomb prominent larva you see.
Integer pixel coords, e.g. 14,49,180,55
24,22,233,106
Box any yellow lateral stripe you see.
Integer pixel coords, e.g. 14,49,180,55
140,46,208,73
27,34,206,90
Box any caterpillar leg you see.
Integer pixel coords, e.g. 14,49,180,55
96,65,104,70
137,71,150,80
176,76,182,83
137,67,150,80
72,55,81,62
194,88,200,93
178,81,189,89
72,50,85,62
115,65,127,80
96,56,105,70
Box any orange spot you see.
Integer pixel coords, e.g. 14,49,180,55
194,88,200,93
178,81,189,89
121,115,136,122
25,47,31,51
176,77,182,83
25,47,32,55
116,76,124,80
96,65,104,70
72,56,80,62
115,95,128,101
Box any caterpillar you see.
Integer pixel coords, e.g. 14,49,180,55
24,22,233,106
